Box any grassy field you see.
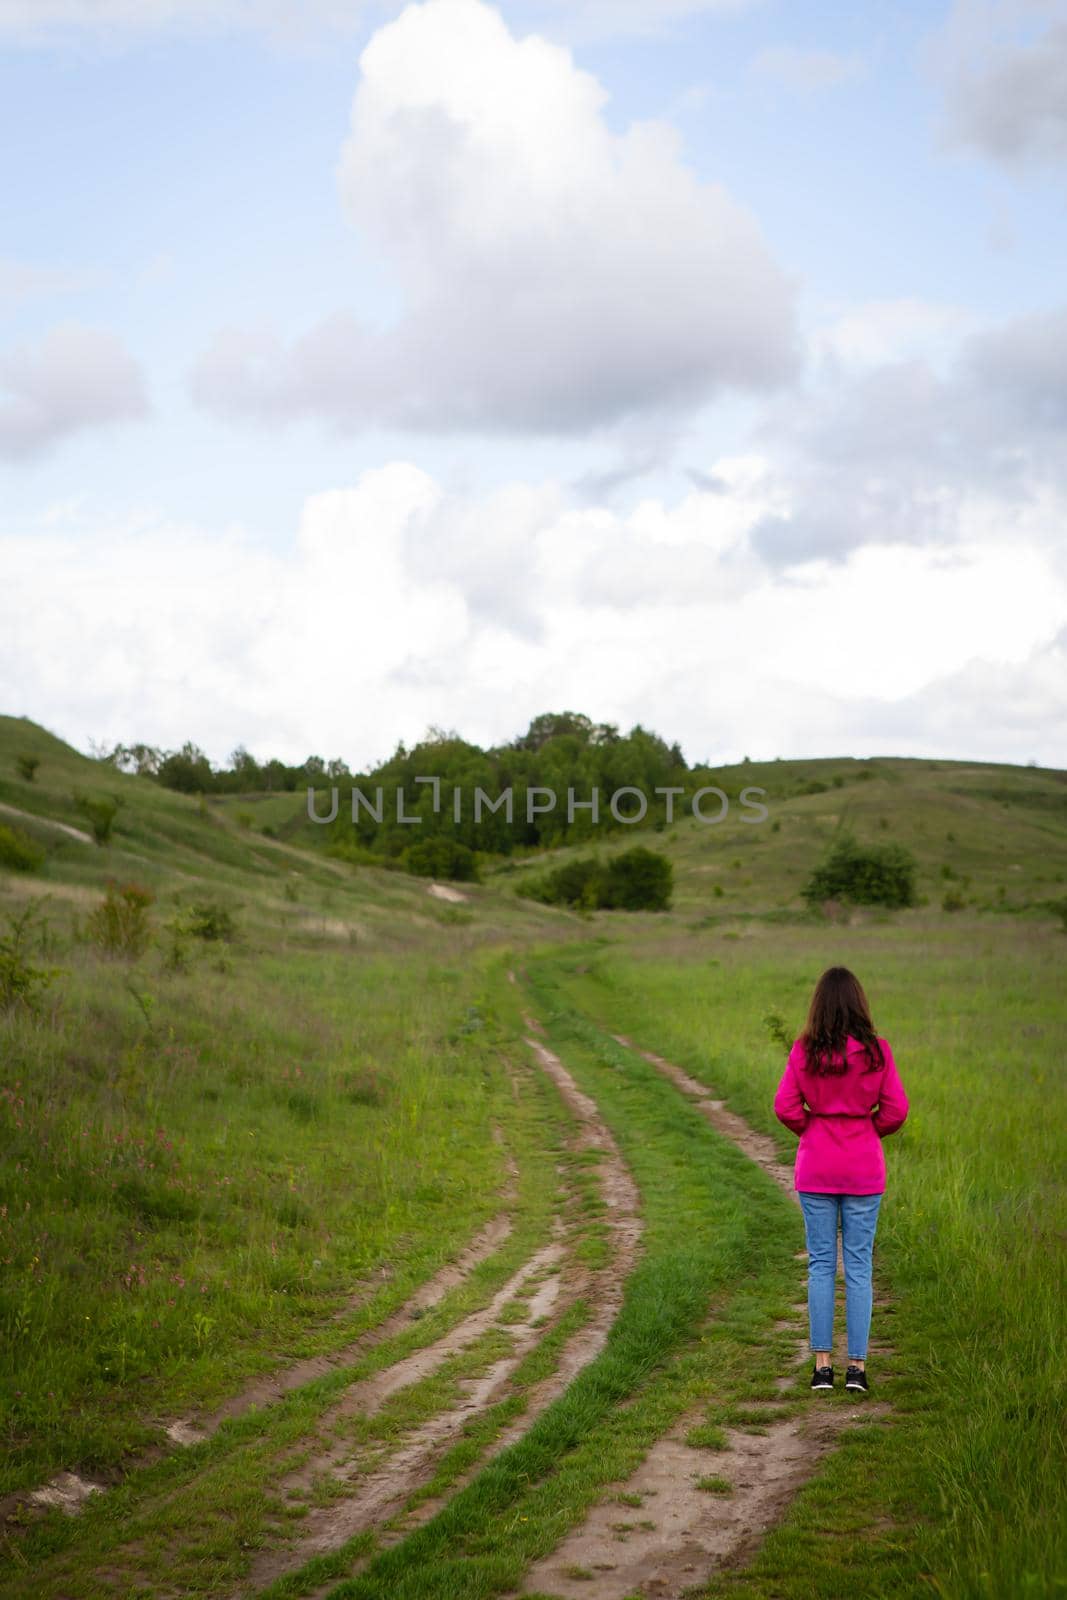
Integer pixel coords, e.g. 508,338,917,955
1,714,1065,1598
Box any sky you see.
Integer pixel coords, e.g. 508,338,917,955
1,0,1066,771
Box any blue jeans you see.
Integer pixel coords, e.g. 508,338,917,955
797,1191,882,1361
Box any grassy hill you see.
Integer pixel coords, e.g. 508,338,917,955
0,713,576,952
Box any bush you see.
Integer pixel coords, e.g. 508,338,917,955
0,901,62,1011
86,881,155,957
401,836,480,882
73,791,122,844
16,754,39,782
524,846,673,912
763,1011,793,1051
544,856,605,909
181,901,238,942
0,823,46,873
942,890,966,912
600,846,673,910
802,831,917,910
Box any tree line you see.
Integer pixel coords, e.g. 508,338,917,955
101,711,701,863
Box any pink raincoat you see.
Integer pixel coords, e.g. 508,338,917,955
773,1036,909,1194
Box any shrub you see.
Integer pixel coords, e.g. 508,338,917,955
942,890,965,912
0,901,62,1011
524,847,672,911
401,836,480,882
544,856,605,910
86,881,155,957
16,754,39,782
73,791,122,844
182,901,238,942
601,846,673,910
802,831,917,910
0,823,46,873
763,1011,793,1051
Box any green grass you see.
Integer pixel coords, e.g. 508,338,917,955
0,944,522,1493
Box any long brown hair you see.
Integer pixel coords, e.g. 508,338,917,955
801,966,884,1076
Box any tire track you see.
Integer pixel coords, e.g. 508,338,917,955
377,1014,647,1553
242,1225,570,1593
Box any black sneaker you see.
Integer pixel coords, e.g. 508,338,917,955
845,1364,869,1393
810,1364,834,1390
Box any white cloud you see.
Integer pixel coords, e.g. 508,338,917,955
0,323,149,460
3,462,1065,770
191,0,798,438
834,626,1067,764
752,45,864,92
748,299,1067,565
934,0,1067,168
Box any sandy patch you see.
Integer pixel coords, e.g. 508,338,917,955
521,1390,890,1599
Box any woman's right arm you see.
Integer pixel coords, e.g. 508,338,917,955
774,1042,809,1135
873,1040,909,1137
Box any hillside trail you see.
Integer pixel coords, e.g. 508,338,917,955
0,799,94,844
520,1026,894,1600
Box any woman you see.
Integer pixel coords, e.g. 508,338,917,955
774,965,908,1394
